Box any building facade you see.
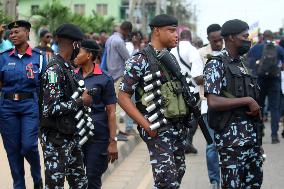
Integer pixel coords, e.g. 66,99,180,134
18,0,122,21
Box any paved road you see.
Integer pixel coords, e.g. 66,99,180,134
103,121,284,189
1,121,283,188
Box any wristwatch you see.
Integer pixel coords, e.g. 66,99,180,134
109,137,117,143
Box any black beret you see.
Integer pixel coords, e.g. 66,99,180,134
81,39,101,51
221,19,249,37
55,23,84,41
8,20,31,30
149,14,178,28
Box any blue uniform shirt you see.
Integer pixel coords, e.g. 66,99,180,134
0,46,47,94
204,49,257,149
76,64,117,141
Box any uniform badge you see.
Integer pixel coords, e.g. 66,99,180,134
26,63,35,79
48,71,58,84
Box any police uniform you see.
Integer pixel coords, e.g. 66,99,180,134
0,20,44,189
204,20,263,188
40,24,88,189
120,15,187,189
76,62,117,189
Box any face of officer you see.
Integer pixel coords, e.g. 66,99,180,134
74,48,94,66
154,26,178,48
42,32,52,44
208,30,223,51
231,30,251,55
9,27,29,46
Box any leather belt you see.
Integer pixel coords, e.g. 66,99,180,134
3,93,33,101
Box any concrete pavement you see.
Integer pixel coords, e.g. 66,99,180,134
103,121,284,189
0,121,283,188
0,134,140,189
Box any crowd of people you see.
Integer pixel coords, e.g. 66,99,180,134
0,13,283,189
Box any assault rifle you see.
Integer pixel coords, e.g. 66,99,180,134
157,50,213,144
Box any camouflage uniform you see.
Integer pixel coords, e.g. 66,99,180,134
120,51,187,188
204,49,263,188
40,55,88,189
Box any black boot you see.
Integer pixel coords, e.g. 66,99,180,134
185,144,198,154
282,130,284,138
34,179,43,189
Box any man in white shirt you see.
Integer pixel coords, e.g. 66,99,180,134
171,30,203,154
198,24,223,189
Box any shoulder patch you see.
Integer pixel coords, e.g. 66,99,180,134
47,70,58,84
32,48,41,54
102,70,111,78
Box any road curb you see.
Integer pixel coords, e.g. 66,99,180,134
102,134,142,181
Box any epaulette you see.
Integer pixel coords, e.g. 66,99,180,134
0,47,14,54
32,48,42,54
102,70,112,78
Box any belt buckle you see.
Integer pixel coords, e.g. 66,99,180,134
13,93,20,101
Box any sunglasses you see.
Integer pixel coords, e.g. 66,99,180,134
46,35,52,38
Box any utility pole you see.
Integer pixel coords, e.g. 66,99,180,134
155,0,161,15
128,0,137,23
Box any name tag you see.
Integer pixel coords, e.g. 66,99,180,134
8,62,16,66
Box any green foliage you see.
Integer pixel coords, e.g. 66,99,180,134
31,0,115,34
0,9,12,24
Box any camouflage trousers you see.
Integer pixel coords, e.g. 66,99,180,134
138,123,187,189
40,132,88,189
218,146,263,189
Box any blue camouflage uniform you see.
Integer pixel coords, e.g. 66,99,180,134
76,64,117,189
40,55,88,189
0,46,45,189
120,50,187,189
204,49,263,188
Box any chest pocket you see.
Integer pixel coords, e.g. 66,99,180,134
2,63,18,84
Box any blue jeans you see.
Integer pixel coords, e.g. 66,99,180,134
258,77,281,137
125,95,135,131
203,114,220,184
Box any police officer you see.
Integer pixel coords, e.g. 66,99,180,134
204,19,263,188
0,20,44,189
74,39,118,189
40,23,91,188
118,14,187,188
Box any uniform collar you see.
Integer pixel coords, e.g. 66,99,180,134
75,64,102,76
222,49,242,63
9,45,32,56
93,63,102,75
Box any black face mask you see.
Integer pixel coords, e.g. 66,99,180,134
237,40,251,55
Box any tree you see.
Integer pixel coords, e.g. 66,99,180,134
31,0,71,34
31,0,115,34
0,10,12,24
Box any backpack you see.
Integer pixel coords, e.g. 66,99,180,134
257,42,280,77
